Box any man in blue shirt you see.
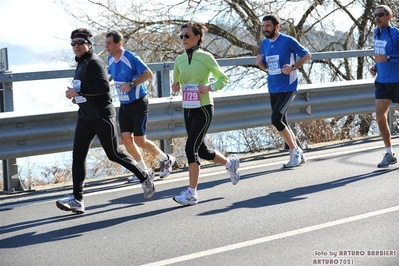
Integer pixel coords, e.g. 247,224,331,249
256,14,311,168
370,5,399,168
105,30,175,180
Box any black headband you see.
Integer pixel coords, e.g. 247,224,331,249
71,33,92,44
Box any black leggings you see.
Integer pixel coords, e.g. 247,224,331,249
72,116,145,200
184,105,216,164
270,92,296,131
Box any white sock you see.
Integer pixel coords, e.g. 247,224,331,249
137,160,147,171
157,152,168,162
187,187,197,195
386,147,394,155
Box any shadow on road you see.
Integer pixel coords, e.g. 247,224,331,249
198,168,398,216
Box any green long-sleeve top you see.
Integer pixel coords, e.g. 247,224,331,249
173,48,229,107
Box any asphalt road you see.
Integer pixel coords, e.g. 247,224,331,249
0,136,398,266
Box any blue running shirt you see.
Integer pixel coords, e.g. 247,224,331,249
108,49,149,104
374,26,399,83
260,33,309,93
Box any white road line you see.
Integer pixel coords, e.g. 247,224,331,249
141,205,399,266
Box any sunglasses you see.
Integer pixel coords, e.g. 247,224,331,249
71,40,88,46
179,34,190,40
374,12,387,18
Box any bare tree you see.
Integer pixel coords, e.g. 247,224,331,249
54,0,396,151
57,0,389,84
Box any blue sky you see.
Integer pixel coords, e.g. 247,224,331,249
0,0,74,52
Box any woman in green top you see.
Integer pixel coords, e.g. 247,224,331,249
171,22,240,206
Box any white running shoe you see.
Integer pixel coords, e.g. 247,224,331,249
126,175,140,183
226,156,240,185
298,148,306,164
173,188,198,206
141,169,155,199
283,149,301,168
56,195,85,214
160,154,176,179
146,168,155,181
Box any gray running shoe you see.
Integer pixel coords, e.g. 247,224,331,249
377,153,397,168
173,188,198,206
56,195,85,214
160,154,176,179
127,175,140,183
283,149,301,168
141,169,155,199
226,156,240,185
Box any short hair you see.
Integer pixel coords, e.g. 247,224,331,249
181,22,208,47
106,30,124,44
376,5,392,15
70,28,93,45
262,14,280,26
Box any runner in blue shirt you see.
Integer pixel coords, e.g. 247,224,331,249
105,30,175,181
256,14,311,168
369,5,399,168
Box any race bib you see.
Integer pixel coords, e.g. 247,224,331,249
266,55,281,75
374,40,387,55
72,79,87,103
115,81,130,101
182,84,200,108
74,96,87,104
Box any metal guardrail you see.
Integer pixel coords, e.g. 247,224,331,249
1,78,394,161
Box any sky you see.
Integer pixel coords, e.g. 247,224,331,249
0,0,171,53
0,0,75,53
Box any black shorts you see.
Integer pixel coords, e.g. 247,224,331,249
119,96,148,136
375,81,399,103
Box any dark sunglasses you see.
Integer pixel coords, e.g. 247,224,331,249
71,40,88,46
179,34,190,40
374,12,387,18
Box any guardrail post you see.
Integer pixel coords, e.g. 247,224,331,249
1,71,26,193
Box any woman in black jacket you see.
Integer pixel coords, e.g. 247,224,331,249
56,28,155,214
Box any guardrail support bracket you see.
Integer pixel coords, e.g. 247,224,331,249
301,105,312,115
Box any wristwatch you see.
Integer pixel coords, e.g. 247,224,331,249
130,80,136,87
291,64,297,70
386,55,391,61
